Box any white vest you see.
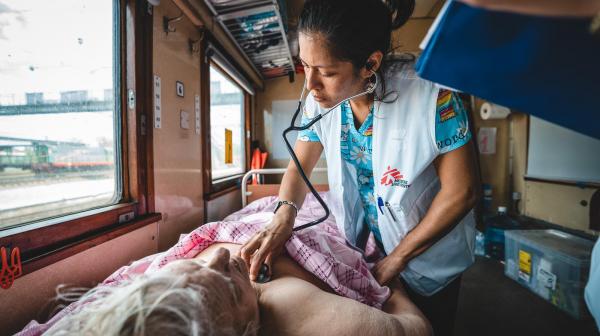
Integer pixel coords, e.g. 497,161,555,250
304,62,476,296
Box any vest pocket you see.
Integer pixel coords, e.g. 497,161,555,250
405,212,476,293
401,268,446,297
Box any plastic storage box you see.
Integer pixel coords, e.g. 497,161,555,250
504,229,595,319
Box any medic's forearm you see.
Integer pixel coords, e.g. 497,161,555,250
277,162,312,219
276,141,323,222
390,183,479,263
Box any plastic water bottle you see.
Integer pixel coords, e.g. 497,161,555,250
475,230,485,256
484,206,520,261
482,184,493,214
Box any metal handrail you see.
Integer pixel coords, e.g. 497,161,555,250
241,168,327,206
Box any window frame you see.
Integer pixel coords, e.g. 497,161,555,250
201,41,251,197
0,0,159,275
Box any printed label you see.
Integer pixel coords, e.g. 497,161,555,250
225,128,233,164
518,250,532,282
537,258,556,290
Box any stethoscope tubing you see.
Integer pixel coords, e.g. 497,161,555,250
283,73,378,231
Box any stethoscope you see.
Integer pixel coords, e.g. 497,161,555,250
256,72,379,283
283,72,379,231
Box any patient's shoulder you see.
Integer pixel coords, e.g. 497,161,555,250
194,242,331,293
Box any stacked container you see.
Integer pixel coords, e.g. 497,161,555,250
504,229,595,319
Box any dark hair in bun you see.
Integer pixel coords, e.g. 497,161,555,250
298,0,414,101
298,0,415,69
385,0,416,29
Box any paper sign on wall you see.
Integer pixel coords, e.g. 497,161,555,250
180,110,190,130
478,127,497,154
195,94,201,135
225,128,233,164
154,75,162,129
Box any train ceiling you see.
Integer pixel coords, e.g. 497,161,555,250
203,0,294,80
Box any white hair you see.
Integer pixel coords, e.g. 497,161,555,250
44,268,259,336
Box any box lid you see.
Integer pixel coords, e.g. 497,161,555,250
505,229,594,264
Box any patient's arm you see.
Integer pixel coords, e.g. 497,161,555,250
257,275,431,336
382,278,432,336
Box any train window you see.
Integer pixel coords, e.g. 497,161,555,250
0,1,119,230
209,64,245,182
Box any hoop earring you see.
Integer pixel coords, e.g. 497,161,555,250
366,71,378,94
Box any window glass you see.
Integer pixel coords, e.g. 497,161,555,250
209,65,245,181
0,0,119,229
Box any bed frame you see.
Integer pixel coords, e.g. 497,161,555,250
241,168,329,206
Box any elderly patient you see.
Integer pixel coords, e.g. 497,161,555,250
20,195,431,336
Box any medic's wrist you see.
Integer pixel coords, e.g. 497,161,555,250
390,248,410,265
274,200,299,216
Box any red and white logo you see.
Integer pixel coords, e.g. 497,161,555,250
380,166,409,188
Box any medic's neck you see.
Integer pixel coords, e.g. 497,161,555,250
349,94,374,116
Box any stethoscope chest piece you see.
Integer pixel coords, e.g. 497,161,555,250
256,263,271,283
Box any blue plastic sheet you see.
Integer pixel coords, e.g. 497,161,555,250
416,2,600,139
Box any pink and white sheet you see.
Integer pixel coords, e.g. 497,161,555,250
18,192,390,336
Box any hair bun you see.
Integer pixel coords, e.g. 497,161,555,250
384,0,415,29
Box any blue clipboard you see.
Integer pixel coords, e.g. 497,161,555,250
415,1,600,139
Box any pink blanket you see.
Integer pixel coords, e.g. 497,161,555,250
18,193,390,336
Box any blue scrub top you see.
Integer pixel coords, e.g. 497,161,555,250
298,89,471,249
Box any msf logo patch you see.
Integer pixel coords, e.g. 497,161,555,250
380,166,409,188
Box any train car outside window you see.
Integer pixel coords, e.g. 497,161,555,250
209,64,245,182
0,0,120,230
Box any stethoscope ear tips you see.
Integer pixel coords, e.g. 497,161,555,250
366,83,376,94
255,263,271,283
366,72,378,94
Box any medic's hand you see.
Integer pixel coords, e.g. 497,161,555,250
239,210,294,281
373,253,407,285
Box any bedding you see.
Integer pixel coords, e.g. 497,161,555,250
18,192,389,336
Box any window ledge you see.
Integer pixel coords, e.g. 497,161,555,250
0,202,136,239
212,173,244,185
21,212,161,275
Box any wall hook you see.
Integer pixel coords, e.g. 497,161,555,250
188,30,205,55
188,38,200,54
163,11,184,35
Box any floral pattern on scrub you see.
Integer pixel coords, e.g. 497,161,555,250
298,89,472,247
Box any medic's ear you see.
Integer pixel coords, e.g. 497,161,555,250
365,61,375,71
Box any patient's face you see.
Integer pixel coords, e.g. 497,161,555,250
163,248,259,332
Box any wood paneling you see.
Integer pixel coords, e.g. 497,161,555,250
206,189,243,222
391,19,435,53
510,113,528,214
471,97,511,211
152,1,205,251
510,112,599,233
524,181,597,234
